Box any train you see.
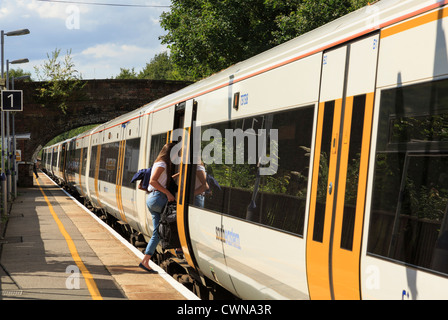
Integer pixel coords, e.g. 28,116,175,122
41,0,448,299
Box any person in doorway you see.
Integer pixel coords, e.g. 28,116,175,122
139,142,177,273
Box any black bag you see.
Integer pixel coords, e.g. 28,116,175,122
158,202,181,250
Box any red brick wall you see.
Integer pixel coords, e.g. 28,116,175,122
11,79,192,162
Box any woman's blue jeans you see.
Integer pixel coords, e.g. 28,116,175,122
144,191,167,256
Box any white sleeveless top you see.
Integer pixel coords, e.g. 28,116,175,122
147,161,167,192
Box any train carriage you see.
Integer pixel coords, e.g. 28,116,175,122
43,0,448,299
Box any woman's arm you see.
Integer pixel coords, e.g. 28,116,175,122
194,170,209,196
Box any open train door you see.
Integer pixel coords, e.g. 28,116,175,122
172,99,198,269
306,33,379,299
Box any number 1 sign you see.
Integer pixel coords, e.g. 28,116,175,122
1,90,23,112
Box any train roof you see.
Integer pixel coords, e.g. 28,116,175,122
89,0,442,132
140,0,442,115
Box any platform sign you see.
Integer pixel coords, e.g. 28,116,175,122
1,90,23,112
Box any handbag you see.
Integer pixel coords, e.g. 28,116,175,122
158,202,181,250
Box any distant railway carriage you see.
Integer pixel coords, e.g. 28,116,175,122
42,0,448,299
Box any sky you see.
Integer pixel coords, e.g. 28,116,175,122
0,0,172,80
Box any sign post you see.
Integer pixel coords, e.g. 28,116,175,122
1,90,23,202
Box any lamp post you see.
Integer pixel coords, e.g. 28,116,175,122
6,59,29,200
1,28,30,222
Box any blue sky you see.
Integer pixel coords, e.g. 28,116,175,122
0,0,171,79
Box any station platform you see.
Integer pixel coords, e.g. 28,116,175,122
0,173,199,300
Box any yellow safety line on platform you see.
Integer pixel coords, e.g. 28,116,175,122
35,178,103,300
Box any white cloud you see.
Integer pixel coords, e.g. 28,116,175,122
1,0,172,79
20,0,89,20
78,42,168,78
0,6,10,19
81,43,154,59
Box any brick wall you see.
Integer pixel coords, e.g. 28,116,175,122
11,79,192,163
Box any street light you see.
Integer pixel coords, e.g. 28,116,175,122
1,29,30,77
3,29,30,37
1,28,30,224
10,58,29,66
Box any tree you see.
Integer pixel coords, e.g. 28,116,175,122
34,48,85,114
138,52,182,81
268,0,370,45
114,52,189,81
160,0,370,80
115,67,138,79
160,0,279,80
7,68,32,81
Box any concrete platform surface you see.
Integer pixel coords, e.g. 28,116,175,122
0,174,198,300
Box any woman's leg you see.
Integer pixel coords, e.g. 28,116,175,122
142,210,161,260
140,191,166,270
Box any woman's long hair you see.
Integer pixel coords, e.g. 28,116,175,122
154,142,176,182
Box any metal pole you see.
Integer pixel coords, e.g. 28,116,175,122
12,77,16,198
1,30,7,220
6,61,11,201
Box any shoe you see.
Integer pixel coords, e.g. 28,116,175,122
139,263,158,274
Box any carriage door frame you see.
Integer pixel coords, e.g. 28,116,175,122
306,33,379,300
173,100,199,269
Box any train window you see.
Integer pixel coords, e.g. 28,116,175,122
52,148,57,168
89,146,98,178
149,133,168,166
59,145,66,172
340,95,367,250
312,101,335,242
122,138,141,188
368,78,448,275
82,147,88,175
98,142,119,183
66,142,79,181
191,105,315,236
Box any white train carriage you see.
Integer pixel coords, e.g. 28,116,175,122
82,106,152,234
43,0,448,299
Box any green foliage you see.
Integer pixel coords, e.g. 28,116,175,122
139,52,184,80
160,0,279,80
7,68,32,81
159,0,371,80
115,67,138,79
115,52,188,81
268,0,369,44
34,48,86,114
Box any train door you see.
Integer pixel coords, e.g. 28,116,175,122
172,100,198,268
306,33,379,299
